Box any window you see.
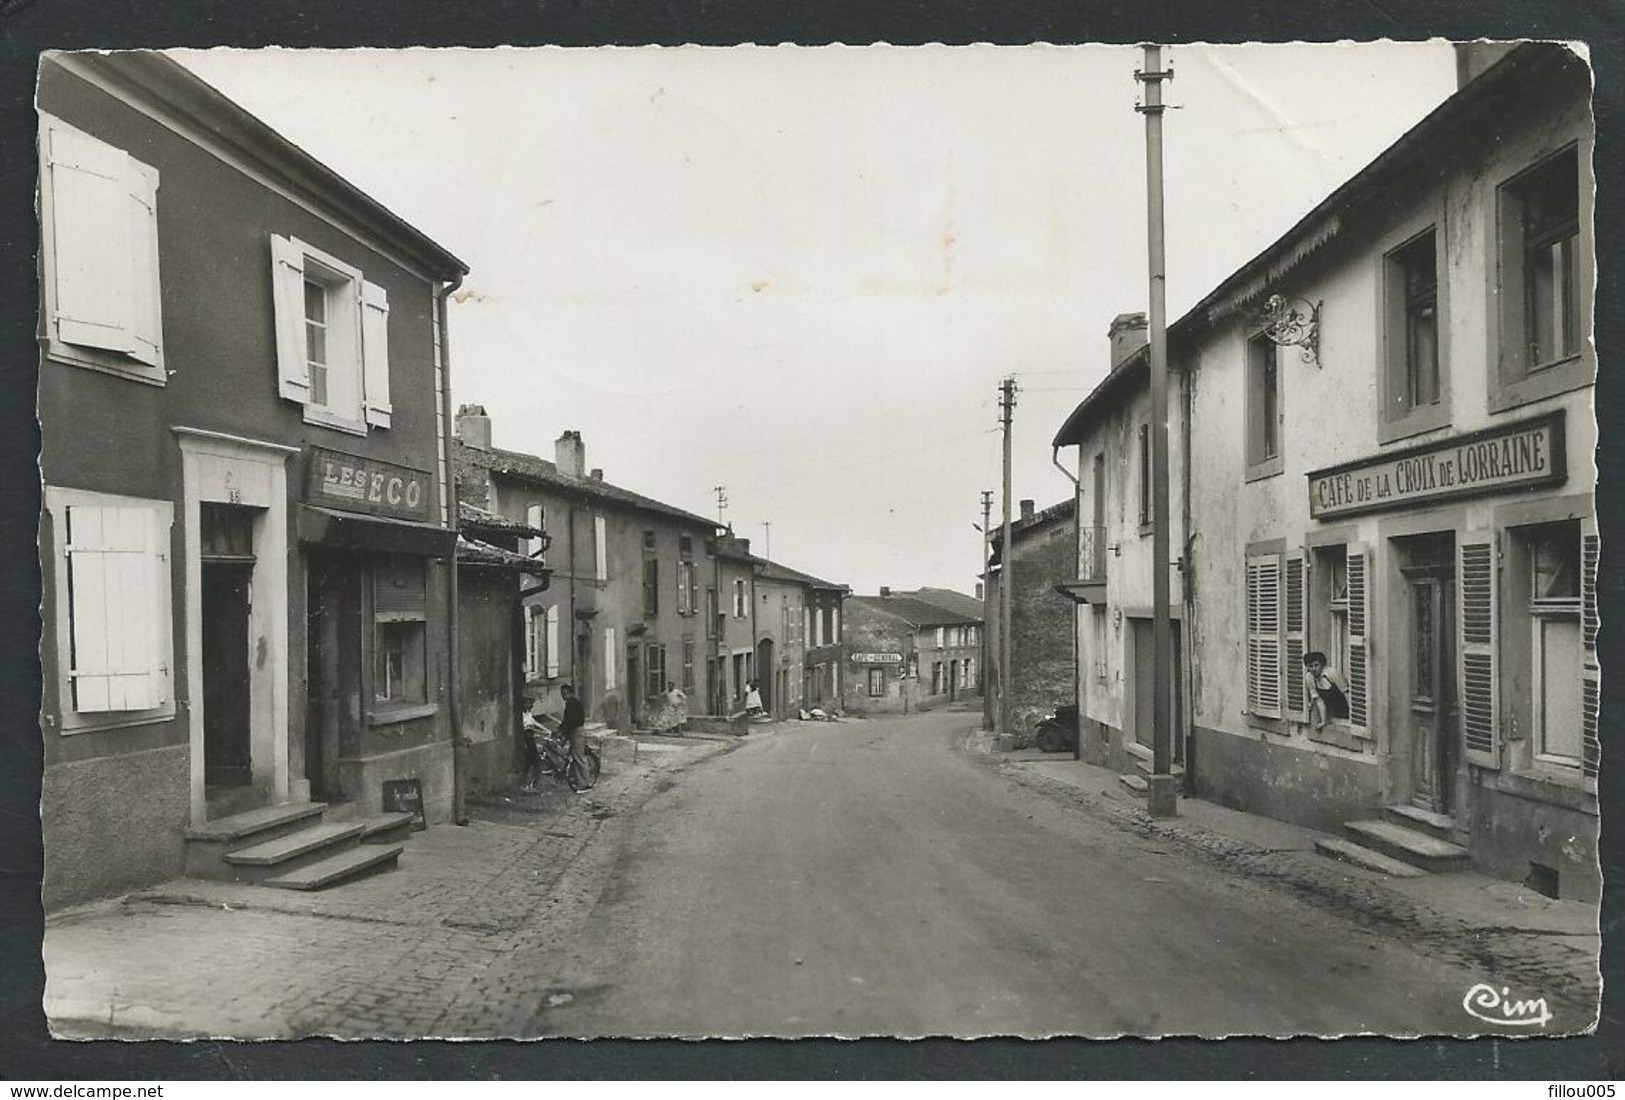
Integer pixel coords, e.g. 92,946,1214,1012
524,503,545,560
677,537,697,615
645,642,666,699
1138,423,1152,528
593,516,608,581
868,668,886,697
1311,546,1352,681
682,637,695,693
733,578,747,618
643,529,657,552
46,490,174,727
1525,522,1582,765
706,587,719,639
373,558,427,708
932,662,944,694
1246,334,1283,479
525,605,542,679
1494,147,1591,409
643,557,660,618
831,604,840,644
1245,552,1282,718
39,117,165,384
935,627,945,648
1382,230,1446,439
272,235,390,434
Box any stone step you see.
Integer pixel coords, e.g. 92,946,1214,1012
1381,803,1457,843
1314,836,1429,878
1133,758,1186,780
358,811,417,843
1344,819,1472,873
1118,774,1149,795
264,843,404,891
225,822,364,868
184,801,327,843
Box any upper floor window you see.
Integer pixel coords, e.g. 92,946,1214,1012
39,116,165,385
1493,146,1592,411
732,578,747,618
1245,333,1282,480
1380,228,1448,442
273,235,391,435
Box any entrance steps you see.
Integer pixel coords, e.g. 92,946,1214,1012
1118,762,1184,797
1315,808,1471,878
184,801,414,891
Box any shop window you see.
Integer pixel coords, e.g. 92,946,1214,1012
1246,334,1283,480
272,234,390,434
1493,146,1592,410
38,116,165,384
1524,522,1582,766
868,668,886,697
373,558,427,708
45,489,175,727
1381,229,1449,441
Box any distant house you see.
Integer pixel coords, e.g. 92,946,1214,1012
842,589,982,715
36,53,468,908
454,408,717,733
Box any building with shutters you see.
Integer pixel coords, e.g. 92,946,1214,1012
841,590,982,716
36,52,470,908
453,410,718,733
1053,44,1599,900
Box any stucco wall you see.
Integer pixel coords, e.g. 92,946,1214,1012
1190,725,1383,835
42,745,190,909
1010,514,1076,734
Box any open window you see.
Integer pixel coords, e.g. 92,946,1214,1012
272,234,391,434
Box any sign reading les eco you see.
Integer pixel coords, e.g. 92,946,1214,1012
306,446,433,523
1308,413,1565,521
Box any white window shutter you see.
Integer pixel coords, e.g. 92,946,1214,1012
1346,545,1370,734
545,606,560,678
66,505,165,713
604,626,617,691
525,503,543,559
523,606,537,676
125,162,163,368
48,124,135,354
270,234,310,402
361,280,392,428
1284,553,1307,721
594,517,607,581
1457,534,1498,768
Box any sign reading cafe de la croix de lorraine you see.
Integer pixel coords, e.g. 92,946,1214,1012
1307,413,1566,521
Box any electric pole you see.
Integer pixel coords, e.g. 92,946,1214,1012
1138,44,1177,817
981,489,994,731
998,376,1016,742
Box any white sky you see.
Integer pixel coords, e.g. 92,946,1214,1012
174,43,1457,594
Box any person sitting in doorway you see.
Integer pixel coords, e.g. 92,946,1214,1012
744,680,764,717
1303,651,1350,730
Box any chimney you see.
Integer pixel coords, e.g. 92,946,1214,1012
1108,312,1149,370
1454,42,1519,88
879,586,891,597
555,430,585,479
455,404,492,450
1020,499,1035,522
975,581,984,601
589,468,604,480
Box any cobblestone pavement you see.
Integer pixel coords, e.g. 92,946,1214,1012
44,735,740,1039
984,746,1602,1023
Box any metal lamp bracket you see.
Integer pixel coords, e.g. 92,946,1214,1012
1257,293,1322,367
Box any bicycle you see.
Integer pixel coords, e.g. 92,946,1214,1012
524,713,601,792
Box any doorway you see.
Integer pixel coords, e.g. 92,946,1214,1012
1399,534,1458,815
627,640,641,727
202,563,253,791
1130,617,1184,762
756,639,774,713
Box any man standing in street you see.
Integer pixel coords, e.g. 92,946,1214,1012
560,684,588,787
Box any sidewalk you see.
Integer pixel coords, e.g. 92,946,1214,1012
43,734,737,1039
975,733,1601,1015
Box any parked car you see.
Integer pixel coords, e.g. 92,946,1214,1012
1034,705,1079,753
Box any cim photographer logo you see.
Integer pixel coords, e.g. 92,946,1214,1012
1461,982,1552,1028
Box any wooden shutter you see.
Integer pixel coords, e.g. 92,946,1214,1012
47,123,135,354
545,606,561,678
1458,533,1499,769
1346,545,1370,734
593,517,607,581
604,626,617,691
125,162,163,367
361,280,392,428
270,234,310,402
1246,554,1282,718
65,505,167,712
525,504,543,560
1284,552,1307,721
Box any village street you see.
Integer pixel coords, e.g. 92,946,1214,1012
44,709,1599,1041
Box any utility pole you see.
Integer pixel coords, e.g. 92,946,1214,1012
998,377,1016,742
980,489,994,731
1137,44,1177,817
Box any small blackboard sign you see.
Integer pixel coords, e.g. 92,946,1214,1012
381,778,427,831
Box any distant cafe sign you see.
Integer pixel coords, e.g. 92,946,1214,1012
306,446,433,523
851,652,903,664
1308,413,1565,521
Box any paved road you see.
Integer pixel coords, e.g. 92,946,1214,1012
528,709,1551,1038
